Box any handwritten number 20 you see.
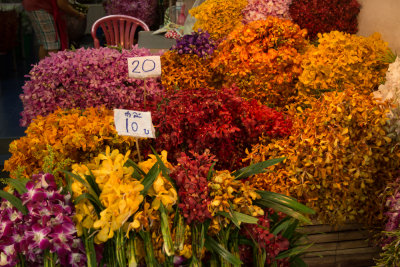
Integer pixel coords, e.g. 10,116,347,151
132,59,156,74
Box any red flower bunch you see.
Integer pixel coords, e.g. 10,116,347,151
153,86,292,170
289,0,361,40
170,151,216,225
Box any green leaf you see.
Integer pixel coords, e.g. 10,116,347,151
204,235,242,266
63,170,89,188
125,159,146,180
271,217,293,236
290,256,308,267
207,162,216,181
0,190,28,215
282,219,299,239
141,163,160,196
86,170,101,196
7,178,28,194
74,193,104,215
255,199,311,224
218,211,240,228
275,243,313,260
232,211,259,224
149,146,176,190
159,203,174,256
233,158,285,180
256,191,315,214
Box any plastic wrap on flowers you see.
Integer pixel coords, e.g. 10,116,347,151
152,86,292,171
211,17,308,107
104,0,158,28
289,0,360,40
297,31,389,97
4,107,137,181
242,0,292,24
246,90,400,226
20,47,164,127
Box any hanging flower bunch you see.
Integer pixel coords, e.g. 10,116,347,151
289,0,361,40
297,31,389,97
0,173,86,266
104,0,158,27
153,86,292,170
20,47,164,127
211,17,308,107
189,0,248,40
4,107,137,181
246,90,400,226
242,0,292,24
161,30,222,91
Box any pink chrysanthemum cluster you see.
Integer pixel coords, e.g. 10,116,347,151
20,47,164,127
171,151,216,225
0,173,86,266
104,0,158,27
242,0,292,24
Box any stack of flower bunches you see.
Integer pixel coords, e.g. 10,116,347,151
211,17,308,108
242,0,292,24
153,86,292,171
246,89,400,226
0,173,86,266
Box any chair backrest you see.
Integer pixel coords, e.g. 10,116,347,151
91,15,150,49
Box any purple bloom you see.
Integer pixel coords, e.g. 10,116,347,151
104,0,158,27
172,30,218,59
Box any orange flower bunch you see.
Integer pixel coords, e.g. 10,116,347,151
189,0,247,40
4,107,136,180
297,31,389,96
211,17,308,107
161,51,221,91
246,90,400,226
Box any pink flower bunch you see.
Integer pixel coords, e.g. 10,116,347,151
20,47,164,127
171,151,216,225
0,173,86,266
242,0,292,23
104,0,158,27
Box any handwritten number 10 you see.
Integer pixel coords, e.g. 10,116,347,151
132,59,156,74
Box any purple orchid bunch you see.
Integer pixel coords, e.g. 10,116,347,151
20,47,165,127
242,0,292,24
104,0,158,27
172,30,218,59
0,173,86,266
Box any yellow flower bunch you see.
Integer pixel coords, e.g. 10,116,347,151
189,0,247,40
211,17,308,107
4,107,137,181
246,90,400,226
297,31,389,96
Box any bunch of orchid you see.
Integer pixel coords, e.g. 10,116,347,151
242,0,292,24
172,30,218,59
0,173,86,266
104,0,158,27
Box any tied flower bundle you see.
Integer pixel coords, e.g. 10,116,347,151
242,0,292,24
0,173,86,267
20,47,164,127
289,0,361,40
4,107,137,181
189,0,247,40
246,90,400,226
161,30,221,91
104,0,158,27
153,86,292,171
211,17,308,107
297,31,389,97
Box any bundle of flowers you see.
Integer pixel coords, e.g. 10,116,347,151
103,0,158,27
245,89,400,226
211,17,308,107
63,147,314,266
297,31,389,97
161,30,221,91
189,0,247,40
152,86,292,171
0,173,86,266
289,0,361,40
20,47,164,127
4,107,136,181
242,0,292,24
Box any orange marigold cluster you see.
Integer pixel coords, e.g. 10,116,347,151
246,90,400,226
211,17,308,107
4,107,136,180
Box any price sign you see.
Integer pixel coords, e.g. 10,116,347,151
127,56,161,79
114,109,156,138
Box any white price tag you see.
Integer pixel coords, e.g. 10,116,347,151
114,109,156,138
127,56,161,79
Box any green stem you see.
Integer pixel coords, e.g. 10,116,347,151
83,229,97,267
43,249,56,267
16,253,26,267
127,233,137,267
116,229,127,267
140,231,157,267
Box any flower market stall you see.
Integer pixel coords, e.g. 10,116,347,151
1,0,400,266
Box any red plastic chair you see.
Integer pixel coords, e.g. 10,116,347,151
91,15,150,49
